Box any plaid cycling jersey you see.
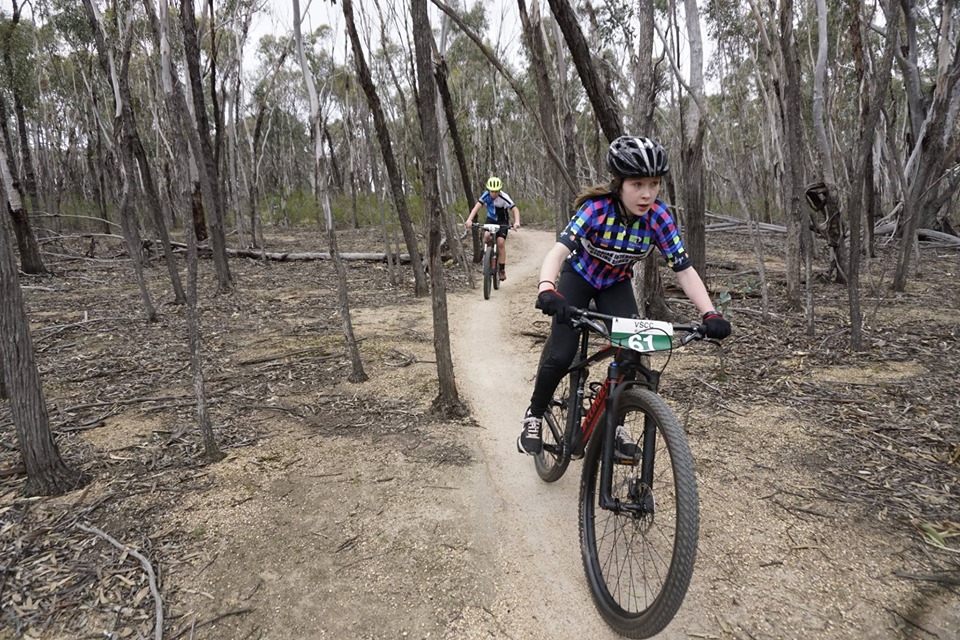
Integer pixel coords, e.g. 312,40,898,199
478,190,515,222
558,195,690,289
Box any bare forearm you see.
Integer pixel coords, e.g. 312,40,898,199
538,243,570,291
675,267,715,315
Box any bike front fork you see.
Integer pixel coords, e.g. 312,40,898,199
597,361,655,515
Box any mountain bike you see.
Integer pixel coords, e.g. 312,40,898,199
470,222,509,300
535,307,707,638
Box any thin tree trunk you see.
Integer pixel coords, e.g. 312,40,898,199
294,0,367,383
343,0,428,297
680,0,707,276
545,0,622,142
180,0,232,292
183,184,225,463
0,147,88,496
813,0,847,285
0,95,44,274
411,0,465,417
517,0,566,221
1,2,42,219
82,0,158,323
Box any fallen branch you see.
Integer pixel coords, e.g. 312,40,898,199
76,523,163,640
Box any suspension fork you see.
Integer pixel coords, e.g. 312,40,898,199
598,358,661,513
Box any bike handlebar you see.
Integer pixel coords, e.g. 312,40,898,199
469,222,513,232
567,307,708,346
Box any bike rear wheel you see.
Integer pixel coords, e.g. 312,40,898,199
482,245,492,300
579,387,699,638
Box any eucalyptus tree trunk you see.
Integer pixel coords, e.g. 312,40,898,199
180,0,233,292
517,0,567,223
0,165,88,496
778,0,807,313
82,0,157,323
433,55,479,260
892,0,960,290
813,0,847,285
845,0,900,350
635,0,670,321
632,0,657,133
411,0,465,417
343,0,428,297
183,185,225,463
750,0,803,310
0,95,44,274
147,0,211,253
545,0,622,142
679,0,707,277
1,2,41,220
294,0,367,383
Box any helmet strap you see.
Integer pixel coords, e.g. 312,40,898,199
609,178,626,223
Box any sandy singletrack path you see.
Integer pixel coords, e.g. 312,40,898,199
446,229,628,639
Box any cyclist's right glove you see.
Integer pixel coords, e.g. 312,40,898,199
702,311,732,340
536,289,571,325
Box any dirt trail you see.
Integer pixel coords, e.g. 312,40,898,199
445,229,624,639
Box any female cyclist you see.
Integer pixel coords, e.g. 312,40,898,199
517,136,732,455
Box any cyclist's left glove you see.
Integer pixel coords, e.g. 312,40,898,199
536,289,571,325
702,311,732,340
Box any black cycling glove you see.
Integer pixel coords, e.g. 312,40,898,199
702,311,732,340
536,289,572,325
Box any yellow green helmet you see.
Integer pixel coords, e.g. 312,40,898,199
486,176,502,191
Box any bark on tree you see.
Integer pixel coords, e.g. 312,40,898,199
433,55,478,261
0,95,44,274
343,0,429,297
813,0,847,284
82,0,158,323
0,152,88,496
411,0,466,417
680,0,708,277
779,0,808,314
294,0,367,383
846,0,900,350
517,0,568,228
892,0,960,290
545,0,622,143
1,2,42,220
183,178,225,463
180,0,233,292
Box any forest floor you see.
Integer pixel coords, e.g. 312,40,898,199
1,225,958,640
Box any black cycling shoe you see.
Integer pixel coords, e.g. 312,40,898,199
517,408,543,455
614,425,641,464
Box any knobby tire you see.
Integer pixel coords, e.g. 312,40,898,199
579,387,699,638
534,333,573,482
482,246,492,300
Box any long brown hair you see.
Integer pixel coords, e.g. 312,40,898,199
572,178,622,211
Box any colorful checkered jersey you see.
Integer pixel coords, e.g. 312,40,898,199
478,190,515,222
559,196,690,289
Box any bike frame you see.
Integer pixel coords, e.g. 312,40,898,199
555,324,664,515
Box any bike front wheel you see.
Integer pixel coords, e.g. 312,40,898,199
482,245,492,300
579,387,699,639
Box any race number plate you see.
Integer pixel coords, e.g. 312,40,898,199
610,317,674,353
